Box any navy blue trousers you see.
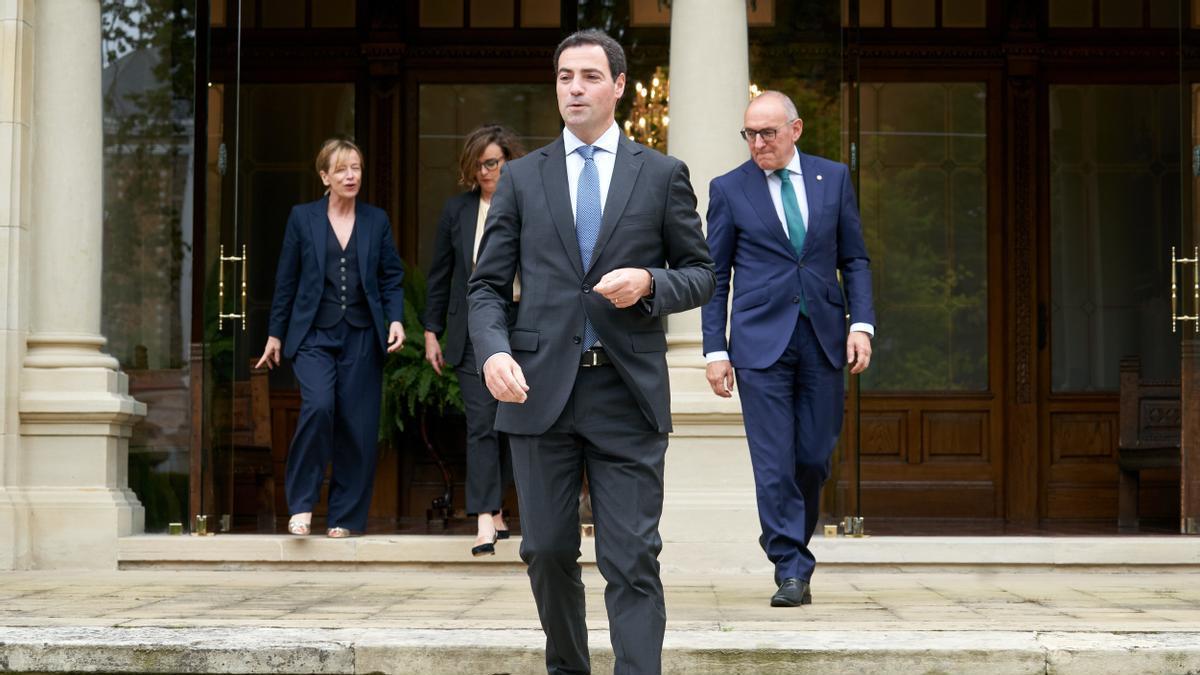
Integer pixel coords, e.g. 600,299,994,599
286,321,382,531
735,313,844,584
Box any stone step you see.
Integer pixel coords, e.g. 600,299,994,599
3,626,1198,674
117,535,1200,572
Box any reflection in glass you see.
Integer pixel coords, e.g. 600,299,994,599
1050,85,1180,391
101,0,196,531
858,82,989,392
417,84,560,272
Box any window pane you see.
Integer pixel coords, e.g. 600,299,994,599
861,0,885,26
261,0,304,28
102,0,197,531
421,0,463,27
1048,0,1093,26
521,0,560,27
1099,0,1143,26
630,0,670,26
471,0,514,27
211,0,226,26
1050,85,1180,391
943,0,986,27
892,0,936,26
417,84,560,271
312,0,356,28
859,83,989,392
1148,0,1179,27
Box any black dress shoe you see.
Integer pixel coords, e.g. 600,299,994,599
471,533,498,557
770,578,813,607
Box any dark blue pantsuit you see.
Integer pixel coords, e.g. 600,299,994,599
287,321,383,531
735,313,844,583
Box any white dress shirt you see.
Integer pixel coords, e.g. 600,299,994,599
705,149,873,364
564,122,621,221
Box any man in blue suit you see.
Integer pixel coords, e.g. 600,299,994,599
700,91,875,607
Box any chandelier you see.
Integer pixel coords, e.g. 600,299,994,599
624,67,764,152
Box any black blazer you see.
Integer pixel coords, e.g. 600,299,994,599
268,196,406,359
468,134,716,435
421,191,514,368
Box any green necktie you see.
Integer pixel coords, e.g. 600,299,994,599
775,168,806,257
775,168,807,315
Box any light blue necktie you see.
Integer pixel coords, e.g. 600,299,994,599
576,145,601,351
775,168,808,315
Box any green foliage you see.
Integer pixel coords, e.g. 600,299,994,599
380,264,464,440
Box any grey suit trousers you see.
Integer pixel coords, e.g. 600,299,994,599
509,365,668,675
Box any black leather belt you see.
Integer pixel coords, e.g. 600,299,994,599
579,347,611,367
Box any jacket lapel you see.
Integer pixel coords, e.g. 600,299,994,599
587,135,644,274
799,152,824,258
309,196,328,277
355,199,370,283
460,193,481,271
739,162,795,257
540,138,584,279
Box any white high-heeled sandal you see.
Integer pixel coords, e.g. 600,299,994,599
287,514,311,536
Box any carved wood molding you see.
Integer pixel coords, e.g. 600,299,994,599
848,43,1194,62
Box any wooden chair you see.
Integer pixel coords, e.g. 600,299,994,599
1117,356,1180,531
230,361,276,532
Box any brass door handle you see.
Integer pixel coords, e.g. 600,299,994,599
218,243,248,331
1172,245,1199,334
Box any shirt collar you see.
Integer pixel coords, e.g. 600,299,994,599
763,147,803,180
564,121,621,158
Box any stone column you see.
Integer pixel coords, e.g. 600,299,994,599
659,1,765,574
0,0,35,570
17,0,145,569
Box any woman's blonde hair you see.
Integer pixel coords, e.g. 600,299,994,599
315,137,364,176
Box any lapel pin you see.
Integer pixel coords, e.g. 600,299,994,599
816,175,823,181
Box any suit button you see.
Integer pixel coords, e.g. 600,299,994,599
793,296,801,304
572,336,582,344
582,285,591,294
798,263,806,269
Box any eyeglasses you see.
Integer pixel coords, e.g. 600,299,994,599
477,157,504,172
739,121,796,143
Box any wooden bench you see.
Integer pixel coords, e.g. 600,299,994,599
1117,356,1181,531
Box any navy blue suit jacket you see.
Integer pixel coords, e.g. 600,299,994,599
268,196,406,359
700,152,874,370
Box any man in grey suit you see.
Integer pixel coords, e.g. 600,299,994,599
468,29,715,675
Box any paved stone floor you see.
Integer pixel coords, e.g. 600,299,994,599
2,568,1200,673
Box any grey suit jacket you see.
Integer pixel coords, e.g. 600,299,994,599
468,134,716,435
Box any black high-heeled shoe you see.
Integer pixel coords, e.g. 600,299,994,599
495,529,511,540
471,533,498,557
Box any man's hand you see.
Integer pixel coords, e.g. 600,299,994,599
847,331,872,375
255,337,282,370
706,360,735,398
594,268,652,309
423,330,444,375
482,352,529,403
387,321,406,353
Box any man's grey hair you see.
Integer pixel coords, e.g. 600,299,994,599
752,90,800,121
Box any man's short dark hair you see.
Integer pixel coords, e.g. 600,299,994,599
553,29,627,82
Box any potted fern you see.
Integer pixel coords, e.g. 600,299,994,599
379,265,464,521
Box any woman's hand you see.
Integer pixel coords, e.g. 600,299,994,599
423,330,445,375
256,337,282,370
386,321,406,353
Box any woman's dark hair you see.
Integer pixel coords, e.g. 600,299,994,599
458,124,526,190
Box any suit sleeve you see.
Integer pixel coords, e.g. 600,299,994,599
835,165,875,328
642,160,716,318
421,198,458,336
377,213,406,324
468,168,520,363
268,206,303,341
699,178,735,355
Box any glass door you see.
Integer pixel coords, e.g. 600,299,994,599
1180,2,1199,534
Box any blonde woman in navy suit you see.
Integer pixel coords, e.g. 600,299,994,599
422,124,524,556
256,138,407,538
